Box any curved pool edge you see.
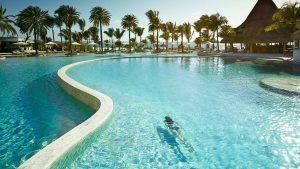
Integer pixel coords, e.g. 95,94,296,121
260,77,300,96
19,55,200,169
19,58,114,169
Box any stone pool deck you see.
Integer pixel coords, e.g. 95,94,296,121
260,77,300,95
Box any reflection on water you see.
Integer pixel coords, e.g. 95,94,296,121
69,57,300,168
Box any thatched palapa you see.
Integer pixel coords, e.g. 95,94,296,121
234,0,291,43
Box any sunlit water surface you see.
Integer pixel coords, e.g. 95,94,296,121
67,57,300,168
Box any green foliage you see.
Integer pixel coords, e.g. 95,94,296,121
55,5,80,52
121,14,138,30
266,2,300,32
89,7,111,52
89,7,111,27
78,18,86,32
0,6,16,36
121,14,138,52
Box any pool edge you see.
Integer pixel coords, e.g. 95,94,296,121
19,58,114,169
18,55,200,169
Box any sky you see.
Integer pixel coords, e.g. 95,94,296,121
1,0,287,42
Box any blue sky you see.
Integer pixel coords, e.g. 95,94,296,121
1,0,286,42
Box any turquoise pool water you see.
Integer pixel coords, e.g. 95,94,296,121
67,57,300,168
0,55,104,168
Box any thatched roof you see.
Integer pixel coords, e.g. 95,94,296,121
234,0,291,43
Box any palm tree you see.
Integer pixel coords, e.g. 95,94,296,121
58,29,69,41
177,25,184,53
141,39,148,49
147,34,155,50
40,28,48,51
134,27,145,44
47,16,56,42
173,32,179,52
121,14,138,52
72,32,82,43
55,5,80,53
114,28,125,51
160,23,170,51
194,37,202,49
54,15,64,47
134,27,144,47
146,10,160,52
266,2,300,33
193,19,205,50
183,22,194,52
219,25,236,52
16,6,50,55
104,39,110,51
78,18,86,43
104,28,114,51
201,29,211,42
83,30,90,43
209,13,228,53
89,7,111,53
82,29,90,51
0,6,16,36
89,26,99,48
197,14,211,50
166,22,176,51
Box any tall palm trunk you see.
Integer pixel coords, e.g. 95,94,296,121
111,38,114,52
44,34,47,52
181,33,184,53
128,27,131,52
217,29,219,53
166,40,168,52
156,29,159,52
68,27,72,53
59,27,63,51
171,36,174,51
118,38,121,51
59,27,62,43
34,28,38,55
52,27,55,42
152,32,155,51
199,30,202,49
99,21,103,52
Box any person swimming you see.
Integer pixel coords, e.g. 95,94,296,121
164,116,194,152
164,116,186,142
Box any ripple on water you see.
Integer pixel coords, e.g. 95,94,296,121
66,58,300,168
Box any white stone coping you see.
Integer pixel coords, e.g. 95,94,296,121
19,55,199,169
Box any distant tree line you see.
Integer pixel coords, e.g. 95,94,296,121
0,2,299,54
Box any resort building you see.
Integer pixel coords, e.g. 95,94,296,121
0,37,24,52
234,0,292,54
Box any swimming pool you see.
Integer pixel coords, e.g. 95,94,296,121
0,55,103,168
65,57,300,168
